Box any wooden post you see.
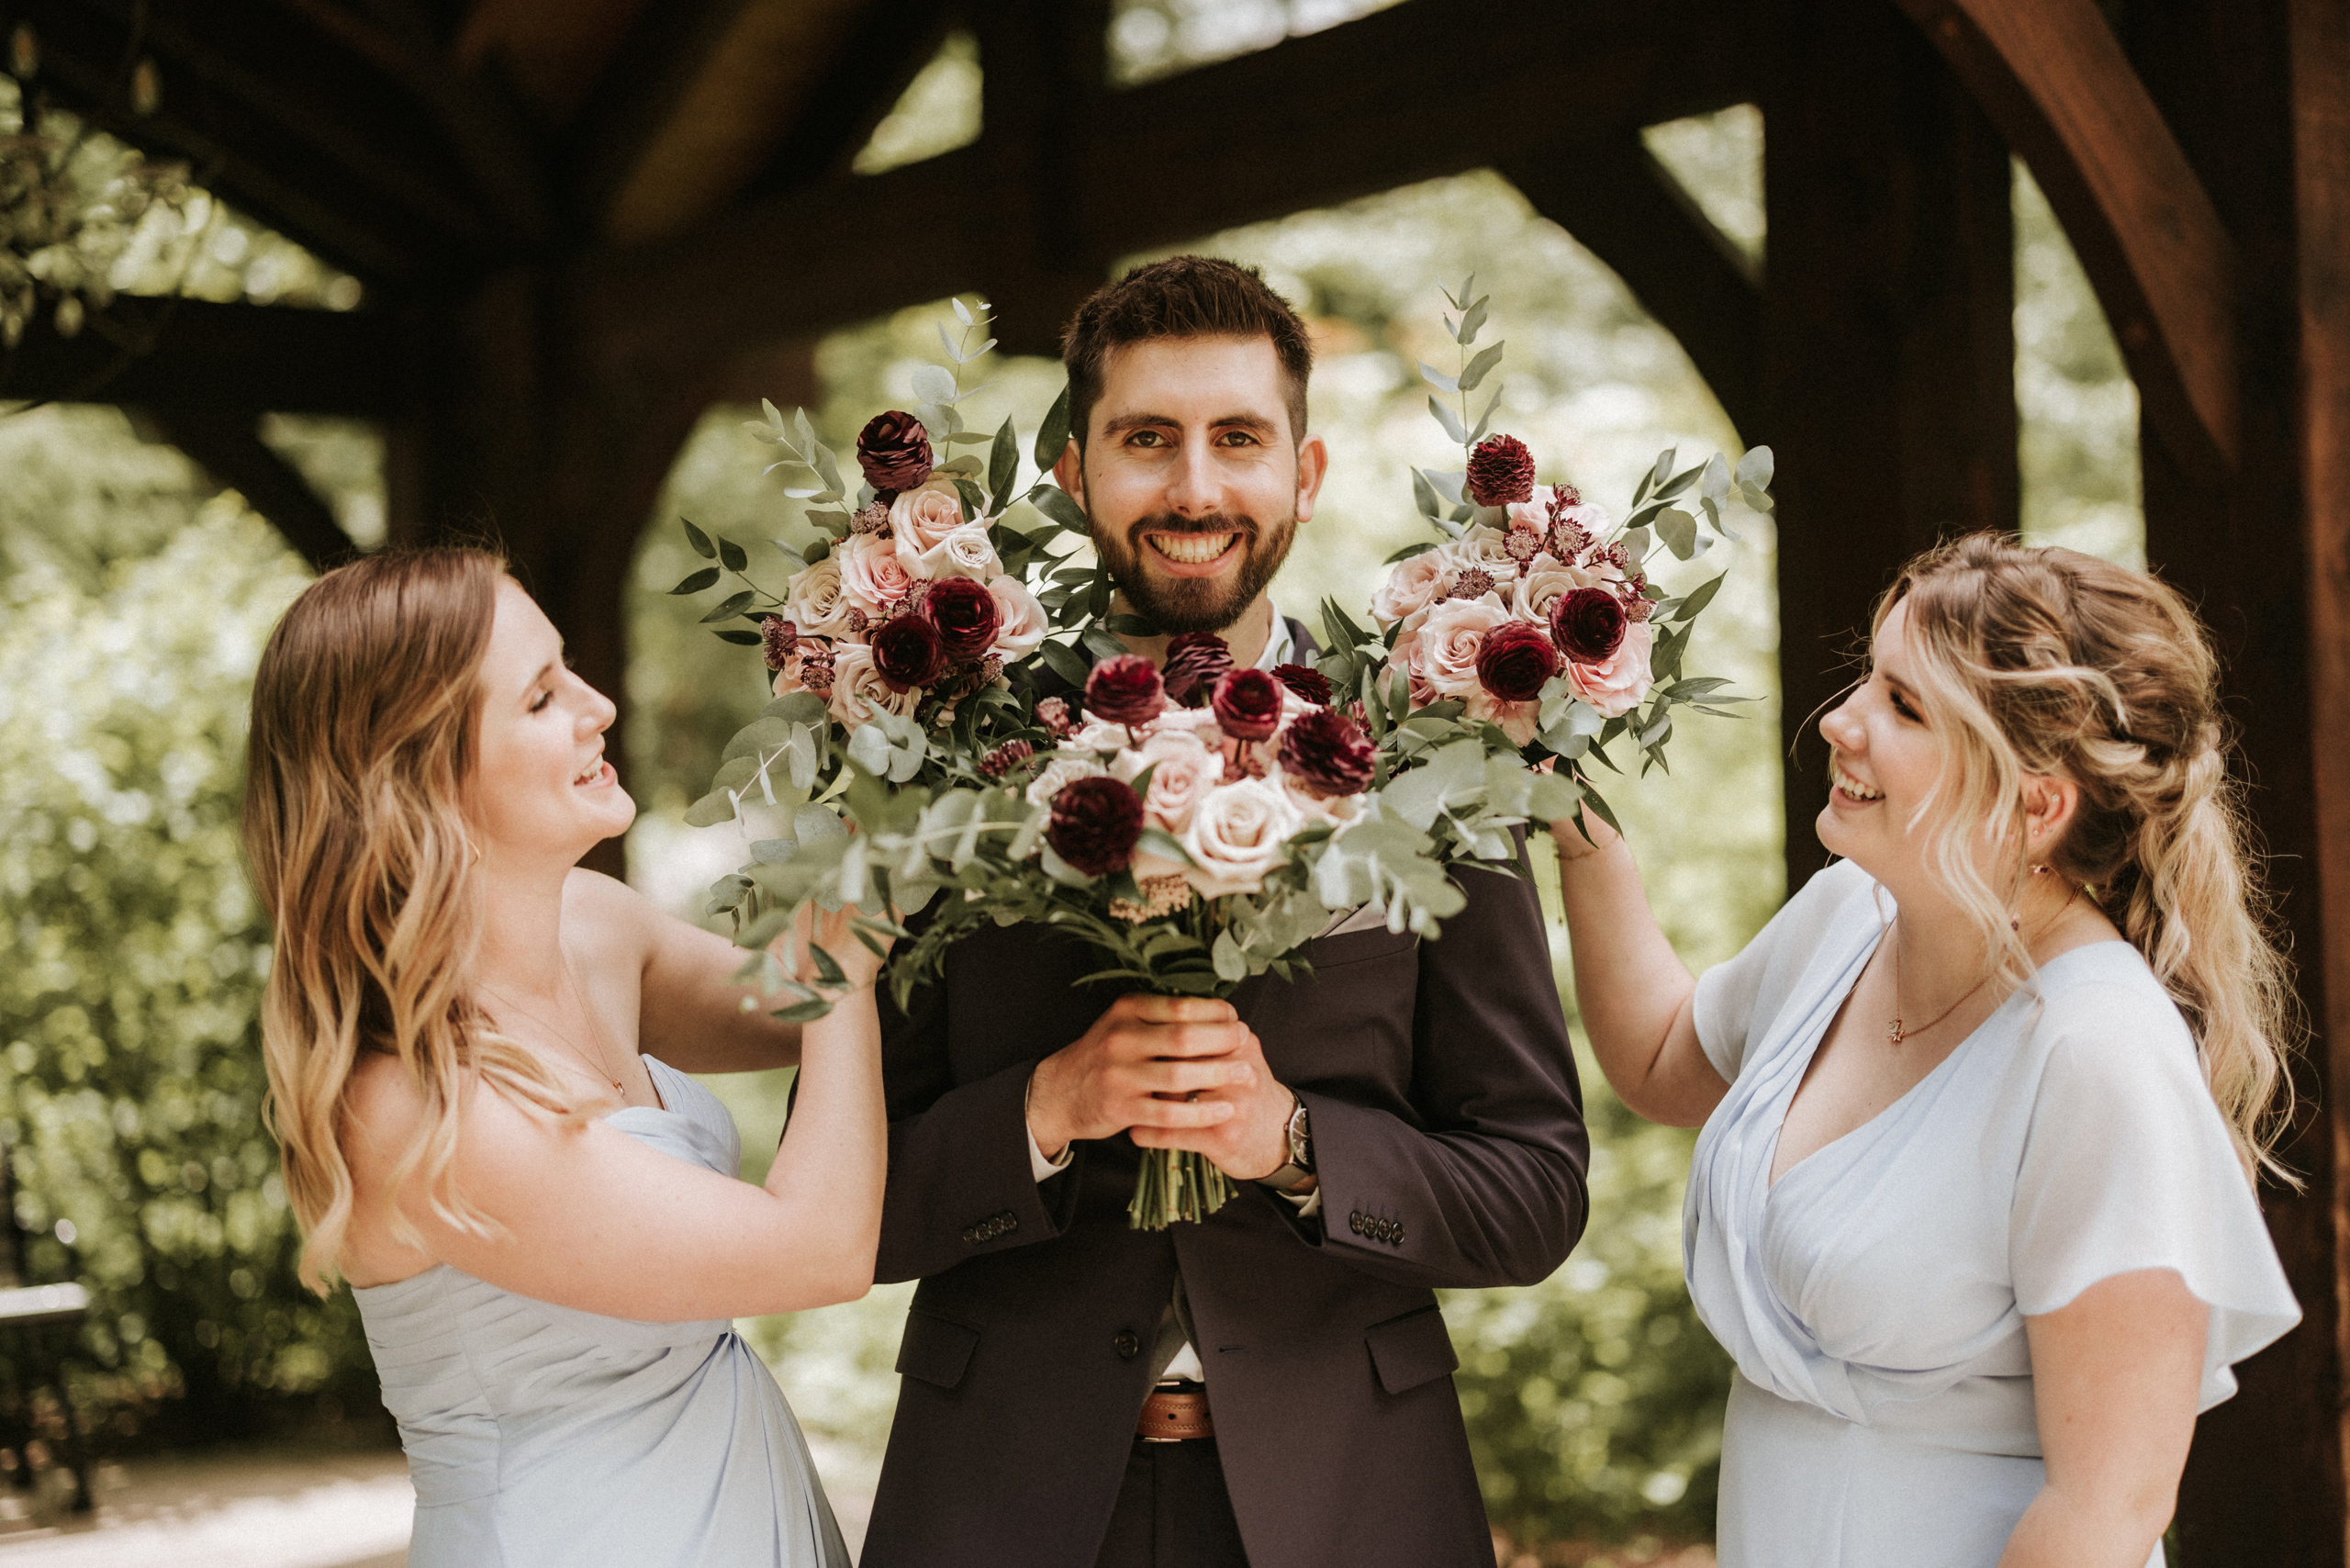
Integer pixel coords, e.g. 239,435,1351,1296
1762,0,2020,890
2111,1,2350,1559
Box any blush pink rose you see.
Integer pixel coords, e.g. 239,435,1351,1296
825,643,920,728
1510,553,1613,622
1398,596,1511,700
837,532,914,614
1371,549,1449,628
888,478,968,555
1465,691,1544,746
1434,527,1520,588
1024,753,1108,810
1566,618,1655,718
1181,777,1303,899
784,555,857,639
985,575,1047,657
898,521,1001,582
1113,729,1221,836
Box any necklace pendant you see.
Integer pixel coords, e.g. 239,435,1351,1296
1887,1019,1905,1046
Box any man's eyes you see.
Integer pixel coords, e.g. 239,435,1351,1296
1120,429,1261,448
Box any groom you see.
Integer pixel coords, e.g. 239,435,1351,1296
859,256,1589,1568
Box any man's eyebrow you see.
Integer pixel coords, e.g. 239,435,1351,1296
1100,411,1280,436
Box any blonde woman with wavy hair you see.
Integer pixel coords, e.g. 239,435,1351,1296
1550,534,2300,1568
244,548,883,1567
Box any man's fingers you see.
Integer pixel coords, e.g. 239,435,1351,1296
1125,1096,1237,1130
1126,1058,1252,1097
1113,993,1237,1026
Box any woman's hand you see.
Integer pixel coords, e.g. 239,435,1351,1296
1549,799,1624,863
770,899,897,997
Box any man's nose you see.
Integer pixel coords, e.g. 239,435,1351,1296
1163,436,1224,517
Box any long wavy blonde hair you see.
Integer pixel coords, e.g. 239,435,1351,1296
244,548,582,1293
1882,534,2298,1183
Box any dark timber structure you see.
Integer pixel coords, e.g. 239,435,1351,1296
3,0,2346,1556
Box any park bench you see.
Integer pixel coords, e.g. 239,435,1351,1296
0,1150,92,1516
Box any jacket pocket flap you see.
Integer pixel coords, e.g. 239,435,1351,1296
1364,1305,1458,1395
895,1310,980,1390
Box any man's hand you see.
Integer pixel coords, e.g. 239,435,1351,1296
1026,995,1259,1160
1126,1018,1295,1183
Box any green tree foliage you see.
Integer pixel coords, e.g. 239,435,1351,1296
0,406,372,1444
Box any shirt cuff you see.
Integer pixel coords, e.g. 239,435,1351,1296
1026,1122,1074,1183
1278,1185,1322,1217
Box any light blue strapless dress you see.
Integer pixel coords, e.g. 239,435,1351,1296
352,1056,851,1568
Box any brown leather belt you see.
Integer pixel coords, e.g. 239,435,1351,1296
1137,1385,1214,1441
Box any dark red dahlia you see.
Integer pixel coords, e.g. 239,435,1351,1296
856,410,934,494
1160,632,1234,705
1466,434,1538,507
977,738,1035,780
1550,587,1628,664
1280,709,1377,799
1270,663,1333,707
760,616,799,672
1476,621,1561,703
923,576,1002,661
1210,667,1285,742
1035,695,1074,738
870,611,947,690
1046,776,1146,877
1085,655,1167,725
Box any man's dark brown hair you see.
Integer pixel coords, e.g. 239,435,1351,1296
1060,255,1315,449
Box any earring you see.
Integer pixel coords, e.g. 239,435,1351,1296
2031,864,2052,876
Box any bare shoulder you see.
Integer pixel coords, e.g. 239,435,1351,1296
341,1046,577,1181
563,866,662,966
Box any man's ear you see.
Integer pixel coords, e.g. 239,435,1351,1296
1292,433,1330,525
1051,440,1085,509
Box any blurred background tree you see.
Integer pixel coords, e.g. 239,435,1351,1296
0,3,2143,1553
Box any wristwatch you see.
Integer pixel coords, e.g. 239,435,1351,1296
1259,1093,1315,1191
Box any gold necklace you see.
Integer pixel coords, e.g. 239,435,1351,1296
1886,887,2080,1047
479,964,631,1095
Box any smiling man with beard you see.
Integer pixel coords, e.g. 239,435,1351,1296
858,257,1588,1568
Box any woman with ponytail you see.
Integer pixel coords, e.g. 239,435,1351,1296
245,549,883,1567
1552,534,2300,1567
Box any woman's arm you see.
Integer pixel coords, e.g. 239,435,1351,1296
344,902,886,1321
2000,1268,2208,1568
1548,812,1728,1126
566,868,806,1073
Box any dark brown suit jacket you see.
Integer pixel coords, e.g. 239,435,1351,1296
858,808,1590,1568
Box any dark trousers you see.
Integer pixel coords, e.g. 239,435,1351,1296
1093,1438,1251,1567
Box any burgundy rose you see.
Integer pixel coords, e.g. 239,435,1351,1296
1035,695,1074,738
1085,655,1167,725
923,576,1002,661
977,738,1035,779
1280,709,1377,799
856,410,934,494
1210,667,1284,742
1270,663,1333,707
870,611,946,691
1550,587,1628,664
1160,632,1234,705
1466,434,1537,507
1476,621,1561,703
760,616,799,673
1046,775,1146,878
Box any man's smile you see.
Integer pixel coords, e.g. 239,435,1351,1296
1142,531,1243,575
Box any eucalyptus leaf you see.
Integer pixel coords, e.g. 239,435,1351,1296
718,536,748,573
700,590,756,623
711,628,763,645
1457,296,1489,345
682,519,716,559
1457,341,1505,393
1655,508,1699,560
1417,360,1460,395
669,566,720,595
910,364,958,405
1469,385,1505,443
1735,444,1774,491
1427,396,1469,445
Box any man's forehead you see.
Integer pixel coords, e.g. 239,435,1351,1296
1093,334,1290,422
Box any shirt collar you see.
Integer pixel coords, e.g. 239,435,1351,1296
1254,603,1293,671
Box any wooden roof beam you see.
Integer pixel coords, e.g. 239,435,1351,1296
1893,0,2239,483
141,404,360,573
560,0,758,231
572,0,1755,379
1500,131,1764,440
0,300,400,415
8,0,520,279
735,0,961,205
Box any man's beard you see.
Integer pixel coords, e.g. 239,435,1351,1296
1091,509,1298,635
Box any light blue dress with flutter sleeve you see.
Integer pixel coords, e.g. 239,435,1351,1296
1685,860,2300,1568
352,1056,851,1568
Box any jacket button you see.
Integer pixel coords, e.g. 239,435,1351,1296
1349,1211,1364,1235
1113,1331,1141,1360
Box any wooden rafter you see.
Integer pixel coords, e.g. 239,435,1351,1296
7,0,525,279
1499,131,1764,439
0,299,400,414
1893,0,2240,484
736,0,960,204
560,0,756,230
143,404,359,572
571,0,1755,381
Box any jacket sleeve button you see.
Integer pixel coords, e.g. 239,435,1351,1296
1113,1331,1141,1360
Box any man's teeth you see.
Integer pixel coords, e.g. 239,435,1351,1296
1834,767,1883,801
1151,533,1237,565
